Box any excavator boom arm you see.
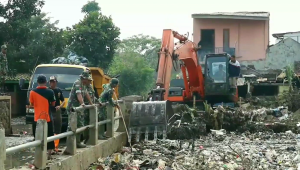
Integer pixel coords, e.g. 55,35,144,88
128,29,204,140
155,29,204,100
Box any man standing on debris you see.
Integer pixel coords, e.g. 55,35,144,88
29,75,55,159
98,78,119,139
0,45,8,93
66,71,93,148
228,55,240,96
49,76,65,152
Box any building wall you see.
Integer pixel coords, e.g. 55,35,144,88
241,38,300,70
193,18,269,61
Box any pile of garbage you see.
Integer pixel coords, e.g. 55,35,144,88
168,104,293,136
51,52,88,66
88,130,300,170
86,102,300,169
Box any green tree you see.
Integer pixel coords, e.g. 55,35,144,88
0,0,45,46
81,0,100,14
0,0,55,73
117,34,181,86
67,1,120,70
108,51,155,97
9,13,66,73
119,34,160,69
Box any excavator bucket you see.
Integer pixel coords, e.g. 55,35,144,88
128,100,174,142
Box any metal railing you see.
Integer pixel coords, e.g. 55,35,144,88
0,100,126,169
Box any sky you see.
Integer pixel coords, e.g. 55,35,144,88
5,0,300,44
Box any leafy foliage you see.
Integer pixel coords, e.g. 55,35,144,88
119,34,160,69
0,0,67,73
285,64,295,91
66,1,120,70
81,1,100,14
109,51,155,97
9,13,66,73
0,0,45,46
107,34,165,97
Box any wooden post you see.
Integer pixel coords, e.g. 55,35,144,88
116,102,126,132
87,107,98,145
0,128,6,170
64,112,77,155
106,105,114,137
33,119,47,169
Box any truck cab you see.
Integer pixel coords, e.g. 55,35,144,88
19,64,118,132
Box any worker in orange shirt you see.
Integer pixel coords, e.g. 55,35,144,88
30,75,56,160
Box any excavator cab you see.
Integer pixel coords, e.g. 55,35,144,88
204,53,234,104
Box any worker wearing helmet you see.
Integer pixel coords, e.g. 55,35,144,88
98,78,119,139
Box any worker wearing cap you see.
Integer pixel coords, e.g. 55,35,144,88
0,45,8,93
66,71,93,148
98,78,119,139
49,76,65,152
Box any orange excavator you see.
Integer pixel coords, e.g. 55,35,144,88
152,30,205,104
128,29,238,141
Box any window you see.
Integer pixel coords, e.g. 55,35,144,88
206,56,227,83
30,67,84,97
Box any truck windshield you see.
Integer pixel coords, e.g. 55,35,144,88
206,57,227,83
30,67,84,97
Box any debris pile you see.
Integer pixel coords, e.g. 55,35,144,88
89,130,300,170
169,104,293,135
51,52,88,66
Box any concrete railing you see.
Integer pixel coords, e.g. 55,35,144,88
0,100,127,169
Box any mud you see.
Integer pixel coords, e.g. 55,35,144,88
4,117,34,170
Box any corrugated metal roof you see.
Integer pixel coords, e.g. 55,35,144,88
272,31,300,38
5,73,31,81
192,11,270,19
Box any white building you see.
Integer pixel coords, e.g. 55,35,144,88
273,31,300,44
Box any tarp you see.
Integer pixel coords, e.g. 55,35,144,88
51,52,89,66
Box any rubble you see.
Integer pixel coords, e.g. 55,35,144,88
89,131,300,170
87,99,300,170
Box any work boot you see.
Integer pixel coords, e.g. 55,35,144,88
76,134,86,148
83,131,89,144
98,131,107,140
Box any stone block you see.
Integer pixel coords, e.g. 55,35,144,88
0,96,11,135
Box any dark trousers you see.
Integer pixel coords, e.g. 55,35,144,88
32,121,55,150
52,109,62,134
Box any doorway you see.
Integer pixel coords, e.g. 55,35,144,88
199,29,215,61
200,29,215,50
